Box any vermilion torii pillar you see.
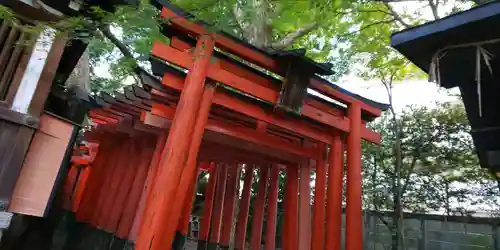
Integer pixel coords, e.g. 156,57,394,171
265,167,280,250
135,34,215,250
165,84,216,249
311,143,327,250
198,165,217,250
234,165,254,250
219,165,241,250
346,101,363,250
250,166,269,250
298,163,311,250
208,164,228,250
283,166,299,250
325,134,344,250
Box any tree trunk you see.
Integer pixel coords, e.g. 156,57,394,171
246,0,273,48
445,180,450,216
391,108,403,250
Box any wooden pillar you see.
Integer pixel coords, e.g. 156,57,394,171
208,165,228,250
220,165,241,250
198,165,217,250
298,163,311,250
251,166,269,250
172,169,200,250
265,167,280,250
325,134,344,250
283,166,299,250
88,136,122,227
117,137,154,238
96,137,131,229
346,102,362,250
107,139,141,232
234,165,254,250
164,84,216,249
311,143,327,250
135,35,214,250
129,134,166,241
76,135,112,222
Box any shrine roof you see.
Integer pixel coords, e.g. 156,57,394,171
391,1,500,88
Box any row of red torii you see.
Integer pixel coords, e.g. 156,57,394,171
63,4,386,250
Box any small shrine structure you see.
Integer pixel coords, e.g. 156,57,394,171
391,1,500,173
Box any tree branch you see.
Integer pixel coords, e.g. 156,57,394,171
99,23,144,84
371,209,392,230
339,19,396,37
428,0,440,20
383,2,411,28
270,22,319,50
99,24,135,60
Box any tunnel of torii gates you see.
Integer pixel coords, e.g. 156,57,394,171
62,5,387,250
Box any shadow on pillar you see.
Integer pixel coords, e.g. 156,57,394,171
197,239,208,250
172,231,187,250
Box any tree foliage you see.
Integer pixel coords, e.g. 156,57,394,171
363,102,498,217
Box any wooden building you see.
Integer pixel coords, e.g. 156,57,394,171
391,1,500,173
0,0,134,234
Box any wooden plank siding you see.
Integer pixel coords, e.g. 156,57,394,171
0,119,35,209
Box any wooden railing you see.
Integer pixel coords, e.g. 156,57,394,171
0,19,31,106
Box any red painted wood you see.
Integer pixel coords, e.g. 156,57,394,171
161,8,279,73
234,165,254,250
220,165,241,247
170,36,192,51
265,167,280,250
153,41,278,103
92,139,125,227
144,106,315,159
160,7,382,118
206,119,315,159
157,85,215,248
325,133,344,250
75,135,110,222
107,140,140,232
135,35,214,250
97,139,131,229
177,169,199,235
346,102,363,250
284,166,299,250
160,69,380,144
250,166,269,250
298,164,311,250
309,79,381,117
209,165,228,245
199,165,217,241
311,143,327,250
116,138,154,239
129,135,166,241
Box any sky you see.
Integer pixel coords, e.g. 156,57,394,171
336,75,461,113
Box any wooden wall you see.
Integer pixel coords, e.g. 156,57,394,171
0,118,35,210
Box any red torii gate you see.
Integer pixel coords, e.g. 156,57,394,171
62,3,387,250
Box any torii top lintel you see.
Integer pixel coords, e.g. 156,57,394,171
154,2,388,118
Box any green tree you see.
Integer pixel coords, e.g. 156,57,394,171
363,102,497,249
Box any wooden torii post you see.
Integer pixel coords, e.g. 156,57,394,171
60,3,387,250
